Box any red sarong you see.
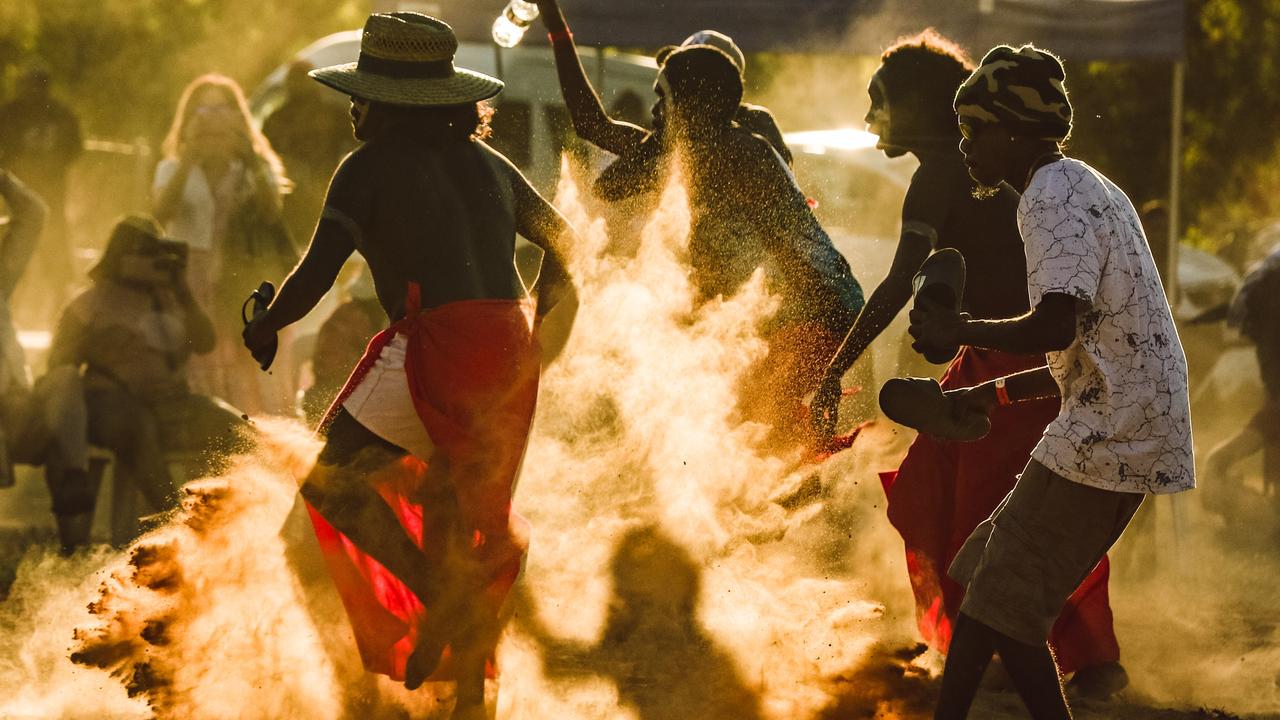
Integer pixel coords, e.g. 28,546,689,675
880,347,1119,674
308,285,540,681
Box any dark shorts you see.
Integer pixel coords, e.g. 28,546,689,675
948,459,1143,646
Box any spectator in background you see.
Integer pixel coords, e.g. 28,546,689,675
40,216,249,551
263,60,355,250
152,73,297,415
0,64,83,324
0,169,47,489
1202,245,1280,532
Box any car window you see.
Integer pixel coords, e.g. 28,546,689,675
792,152,908,242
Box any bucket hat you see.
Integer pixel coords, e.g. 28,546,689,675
310,12,503,106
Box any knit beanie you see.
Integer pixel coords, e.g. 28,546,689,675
954,44,1072,141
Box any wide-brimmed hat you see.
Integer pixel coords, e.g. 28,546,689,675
310,12,503,106
89,215,168,281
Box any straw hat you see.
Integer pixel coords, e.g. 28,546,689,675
310,12,503,106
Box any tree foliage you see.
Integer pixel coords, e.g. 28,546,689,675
0,0,367,140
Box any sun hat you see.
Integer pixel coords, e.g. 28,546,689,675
954,44,1072,141
656,30,746,76
310,12,503,106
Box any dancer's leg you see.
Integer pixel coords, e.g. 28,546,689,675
301,410,441,602
934,613,996,720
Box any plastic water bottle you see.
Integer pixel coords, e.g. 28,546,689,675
492,0,540,48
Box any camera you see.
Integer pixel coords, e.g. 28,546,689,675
151,239,189,274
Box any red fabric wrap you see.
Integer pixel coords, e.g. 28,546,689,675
309,286,539,681
880,346,1119,674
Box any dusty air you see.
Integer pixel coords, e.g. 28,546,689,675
0,1,1276,720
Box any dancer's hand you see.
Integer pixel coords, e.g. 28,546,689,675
944,383,997,417
809,373,842,441
242,316,277,360
908,298,968,356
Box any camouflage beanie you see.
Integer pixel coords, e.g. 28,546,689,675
953,44,1072,141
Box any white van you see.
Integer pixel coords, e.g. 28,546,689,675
251,30,660,192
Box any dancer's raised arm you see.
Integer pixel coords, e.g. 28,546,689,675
536,0,649,155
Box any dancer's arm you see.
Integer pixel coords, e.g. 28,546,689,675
242,157,360,354
823,235,931,379
824,169,949,379
510,161,579,364
536,0,648,155
811,232,928,437
910,292,1078,356
247,217,353,338
946,365,1061,416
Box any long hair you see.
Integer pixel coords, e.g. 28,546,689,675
161,73,287,186
878,29,974,139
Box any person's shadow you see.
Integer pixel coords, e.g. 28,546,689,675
513,525,763,720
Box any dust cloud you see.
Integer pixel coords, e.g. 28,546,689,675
0,158,1275,720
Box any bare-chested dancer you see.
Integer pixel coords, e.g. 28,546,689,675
533,0,791,203
537,0,863,452
809,32,1128,696
241,13,577,718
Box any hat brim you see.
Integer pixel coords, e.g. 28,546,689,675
654,45,678,65
309,64,503,106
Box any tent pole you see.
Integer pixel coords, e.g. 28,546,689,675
1167,60,1187,575
1168,60,1185,300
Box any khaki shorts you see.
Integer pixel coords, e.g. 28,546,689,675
949,459,1143,646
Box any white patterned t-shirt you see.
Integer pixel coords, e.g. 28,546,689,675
1019,158,1194,494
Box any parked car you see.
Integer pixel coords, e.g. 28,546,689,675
251,30,660,192
784,128,928,417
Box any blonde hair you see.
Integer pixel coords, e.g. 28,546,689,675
161,73,287,187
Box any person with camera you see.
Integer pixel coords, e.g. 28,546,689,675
0,168,48,489
153,74,295,416
38,215,249,551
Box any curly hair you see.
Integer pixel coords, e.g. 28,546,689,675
878,29,974,138
374,100,495,143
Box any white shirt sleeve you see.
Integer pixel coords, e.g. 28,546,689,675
152,157,178,197
1020,173,1102,308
